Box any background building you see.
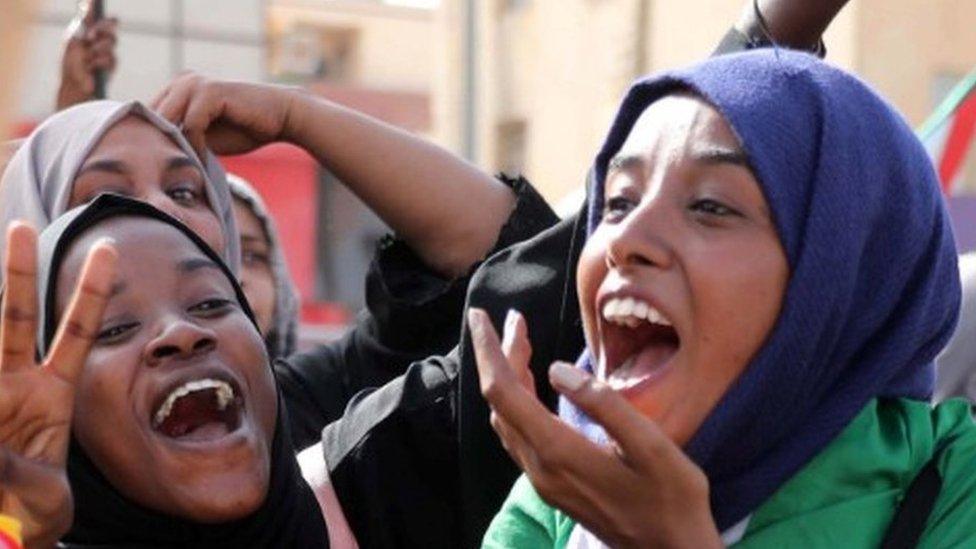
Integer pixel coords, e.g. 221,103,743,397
436,0,976,208
10,0,976,335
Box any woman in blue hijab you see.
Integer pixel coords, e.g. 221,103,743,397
473,49,976,547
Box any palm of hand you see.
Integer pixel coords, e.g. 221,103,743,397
0,373,74,543
0,224,116,547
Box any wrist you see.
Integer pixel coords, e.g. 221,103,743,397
279,86,319,147
55,84,90,111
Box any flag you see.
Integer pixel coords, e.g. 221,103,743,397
919,68,976,194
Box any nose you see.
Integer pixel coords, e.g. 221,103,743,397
144,317,217,367
605,199,674,272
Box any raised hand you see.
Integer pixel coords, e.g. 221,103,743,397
0,223,116,548
151,73,300,157
57,5,118,110
468,308,723,549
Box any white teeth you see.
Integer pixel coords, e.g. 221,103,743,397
600,297,673,328
153,378,235,428
633,301,649,320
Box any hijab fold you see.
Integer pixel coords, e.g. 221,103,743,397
36,194,326,547
564,50,961,530
0,100,240,278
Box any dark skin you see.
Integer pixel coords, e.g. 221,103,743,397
55,219,277,524
0,223,116,549
57,2,117,111
68,116,226,258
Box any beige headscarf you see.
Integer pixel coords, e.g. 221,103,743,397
0,99,240,281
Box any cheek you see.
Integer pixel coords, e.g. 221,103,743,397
220,317,277,440
241,268,276,333
576,236,609,351
184,212,226,256
73,349,147,484
688,240,787,367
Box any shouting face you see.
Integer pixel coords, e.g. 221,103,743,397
55,217,276,522
576,94,789,446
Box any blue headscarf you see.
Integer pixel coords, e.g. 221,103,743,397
564,49,961,531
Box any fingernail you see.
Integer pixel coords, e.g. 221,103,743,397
467,308,485,333
504,309,519,332
549,362,589,393
93,236,116,249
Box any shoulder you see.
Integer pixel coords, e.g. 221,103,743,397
482,475,575,549
917,399,976,547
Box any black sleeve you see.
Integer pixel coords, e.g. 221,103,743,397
276,176,558,450
323,352,460,549
712,26,827,58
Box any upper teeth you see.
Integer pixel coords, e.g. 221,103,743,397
601,297,672,328
153,378,235,427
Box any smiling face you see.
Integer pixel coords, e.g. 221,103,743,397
54,217,277,522
69,116,225,256
577,94,789,446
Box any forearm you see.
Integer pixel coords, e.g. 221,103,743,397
736,0,850,50
283,90,515,279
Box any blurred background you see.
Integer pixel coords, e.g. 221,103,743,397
9,0,976,341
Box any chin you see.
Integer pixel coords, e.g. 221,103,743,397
169,464,272,523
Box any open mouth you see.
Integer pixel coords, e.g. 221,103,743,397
151,378,244,442
599,296,680,391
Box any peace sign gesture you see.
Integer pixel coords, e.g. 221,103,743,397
0,222,116,549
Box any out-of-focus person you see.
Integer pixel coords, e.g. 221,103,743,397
228,173,301,359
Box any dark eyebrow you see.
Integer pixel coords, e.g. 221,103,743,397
165,156,198,171
177,257,223,274
76,159,127,178
692,146,752,169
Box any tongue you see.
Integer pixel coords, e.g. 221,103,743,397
608,341,678,390
158,389,231,440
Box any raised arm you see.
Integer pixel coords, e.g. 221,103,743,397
735,0,850,52
152,76,514,280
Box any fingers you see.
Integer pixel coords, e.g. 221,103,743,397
468,308,565,446
0,444,69,512
501,309,534,393
44,238,117,386
152,73,195,125
549,362,676,467
181,84,223,155
1,223,38,373
151,73,213,154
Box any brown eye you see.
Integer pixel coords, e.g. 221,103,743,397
189,298,235,316
689,198,740,217
168,186,200,205
97,322,138,344
242,251,271,267
603,196,636,221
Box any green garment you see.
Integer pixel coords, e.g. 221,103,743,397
482,398,976,548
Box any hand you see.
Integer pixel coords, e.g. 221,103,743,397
0,223,116,548
468,308,723,549
57,6,117,110
151,73,304,157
